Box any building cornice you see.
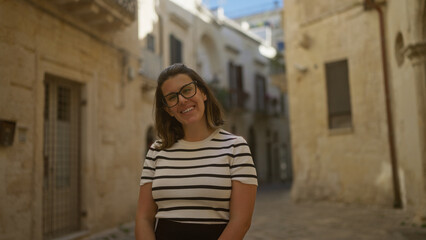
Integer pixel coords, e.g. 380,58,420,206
169,12,190,30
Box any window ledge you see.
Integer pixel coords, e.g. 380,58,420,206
328,127,353,136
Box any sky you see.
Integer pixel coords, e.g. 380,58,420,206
202,0,283,19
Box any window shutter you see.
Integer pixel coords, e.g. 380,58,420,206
325,59,352,129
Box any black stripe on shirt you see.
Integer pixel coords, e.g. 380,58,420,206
149,142,248,152
231,174,258,179
152,185,232,191
156,163,230,170
141,176,154,180
158,206,230,212
148,152,252,161
155,197,230,202
145,163,254,172
153,174,231,180
211,138,237,142
230,163,256,169
166,218,229,223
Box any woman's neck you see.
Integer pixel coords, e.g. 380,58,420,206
182,122,215,142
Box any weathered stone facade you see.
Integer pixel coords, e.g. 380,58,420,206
0,0,150,239
285,0,426,223
387,0,426,223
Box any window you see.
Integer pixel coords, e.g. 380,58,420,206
280,93,287,116
228,62,245,108
147,34,155,52
255,74,266,112
228,62,237,107
325,59,352,129
277,41,285,51
170,34,182,64
248,126,257,167
57,86,71,122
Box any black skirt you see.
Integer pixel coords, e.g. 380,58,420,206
155,219,227,240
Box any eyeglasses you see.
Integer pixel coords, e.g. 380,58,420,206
163,82,197,108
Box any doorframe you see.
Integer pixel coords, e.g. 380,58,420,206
42,74,82,239
33,58,93,240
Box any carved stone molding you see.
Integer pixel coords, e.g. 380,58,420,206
404,42,426,64
49,0,136,31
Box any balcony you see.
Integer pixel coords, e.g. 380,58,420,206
228,89,249,111
139,48,163,81
211,87,230,111
50,0,137,31
207,85,249,112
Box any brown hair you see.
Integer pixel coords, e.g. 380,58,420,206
154,63,225,150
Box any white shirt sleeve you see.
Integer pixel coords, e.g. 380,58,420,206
140,142,158,186
230,136,258,186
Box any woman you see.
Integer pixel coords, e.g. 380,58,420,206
135,63,258,240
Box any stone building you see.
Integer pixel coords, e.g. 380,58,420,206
285,0,426,223
235,6,285,53
0,0,147,239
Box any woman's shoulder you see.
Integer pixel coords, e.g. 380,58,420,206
214,129,247,144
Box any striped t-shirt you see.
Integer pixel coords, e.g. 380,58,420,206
140,128,258,224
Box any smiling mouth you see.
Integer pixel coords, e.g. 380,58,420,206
181,107,194,114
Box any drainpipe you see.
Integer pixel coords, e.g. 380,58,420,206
364,0,402,208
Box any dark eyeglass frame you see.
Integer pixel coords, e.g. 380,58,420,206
163,81,198,108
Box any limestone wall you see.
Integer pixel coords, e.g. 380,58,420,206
386,0,426,221
0,1,151,239
286,0,426,224
285,0,394,205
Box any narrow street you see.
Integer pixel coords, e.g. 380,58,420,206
246,183,426,240
88,183,426,240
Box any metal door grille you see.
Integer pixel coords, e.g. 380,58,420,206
43,75,81,239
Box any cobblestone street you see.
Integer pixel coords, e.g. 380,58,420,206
246,184,426,240
87,183,426,240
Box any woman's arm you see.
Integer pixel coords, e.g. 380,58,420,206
135,183,157,240
218,180,257,240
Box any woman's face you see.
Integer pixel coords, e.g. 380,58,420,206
161,74,207,128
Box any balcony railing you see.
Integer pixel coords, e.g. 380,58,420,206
222,88,250,112
50,0,137,31
210,86,230,111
